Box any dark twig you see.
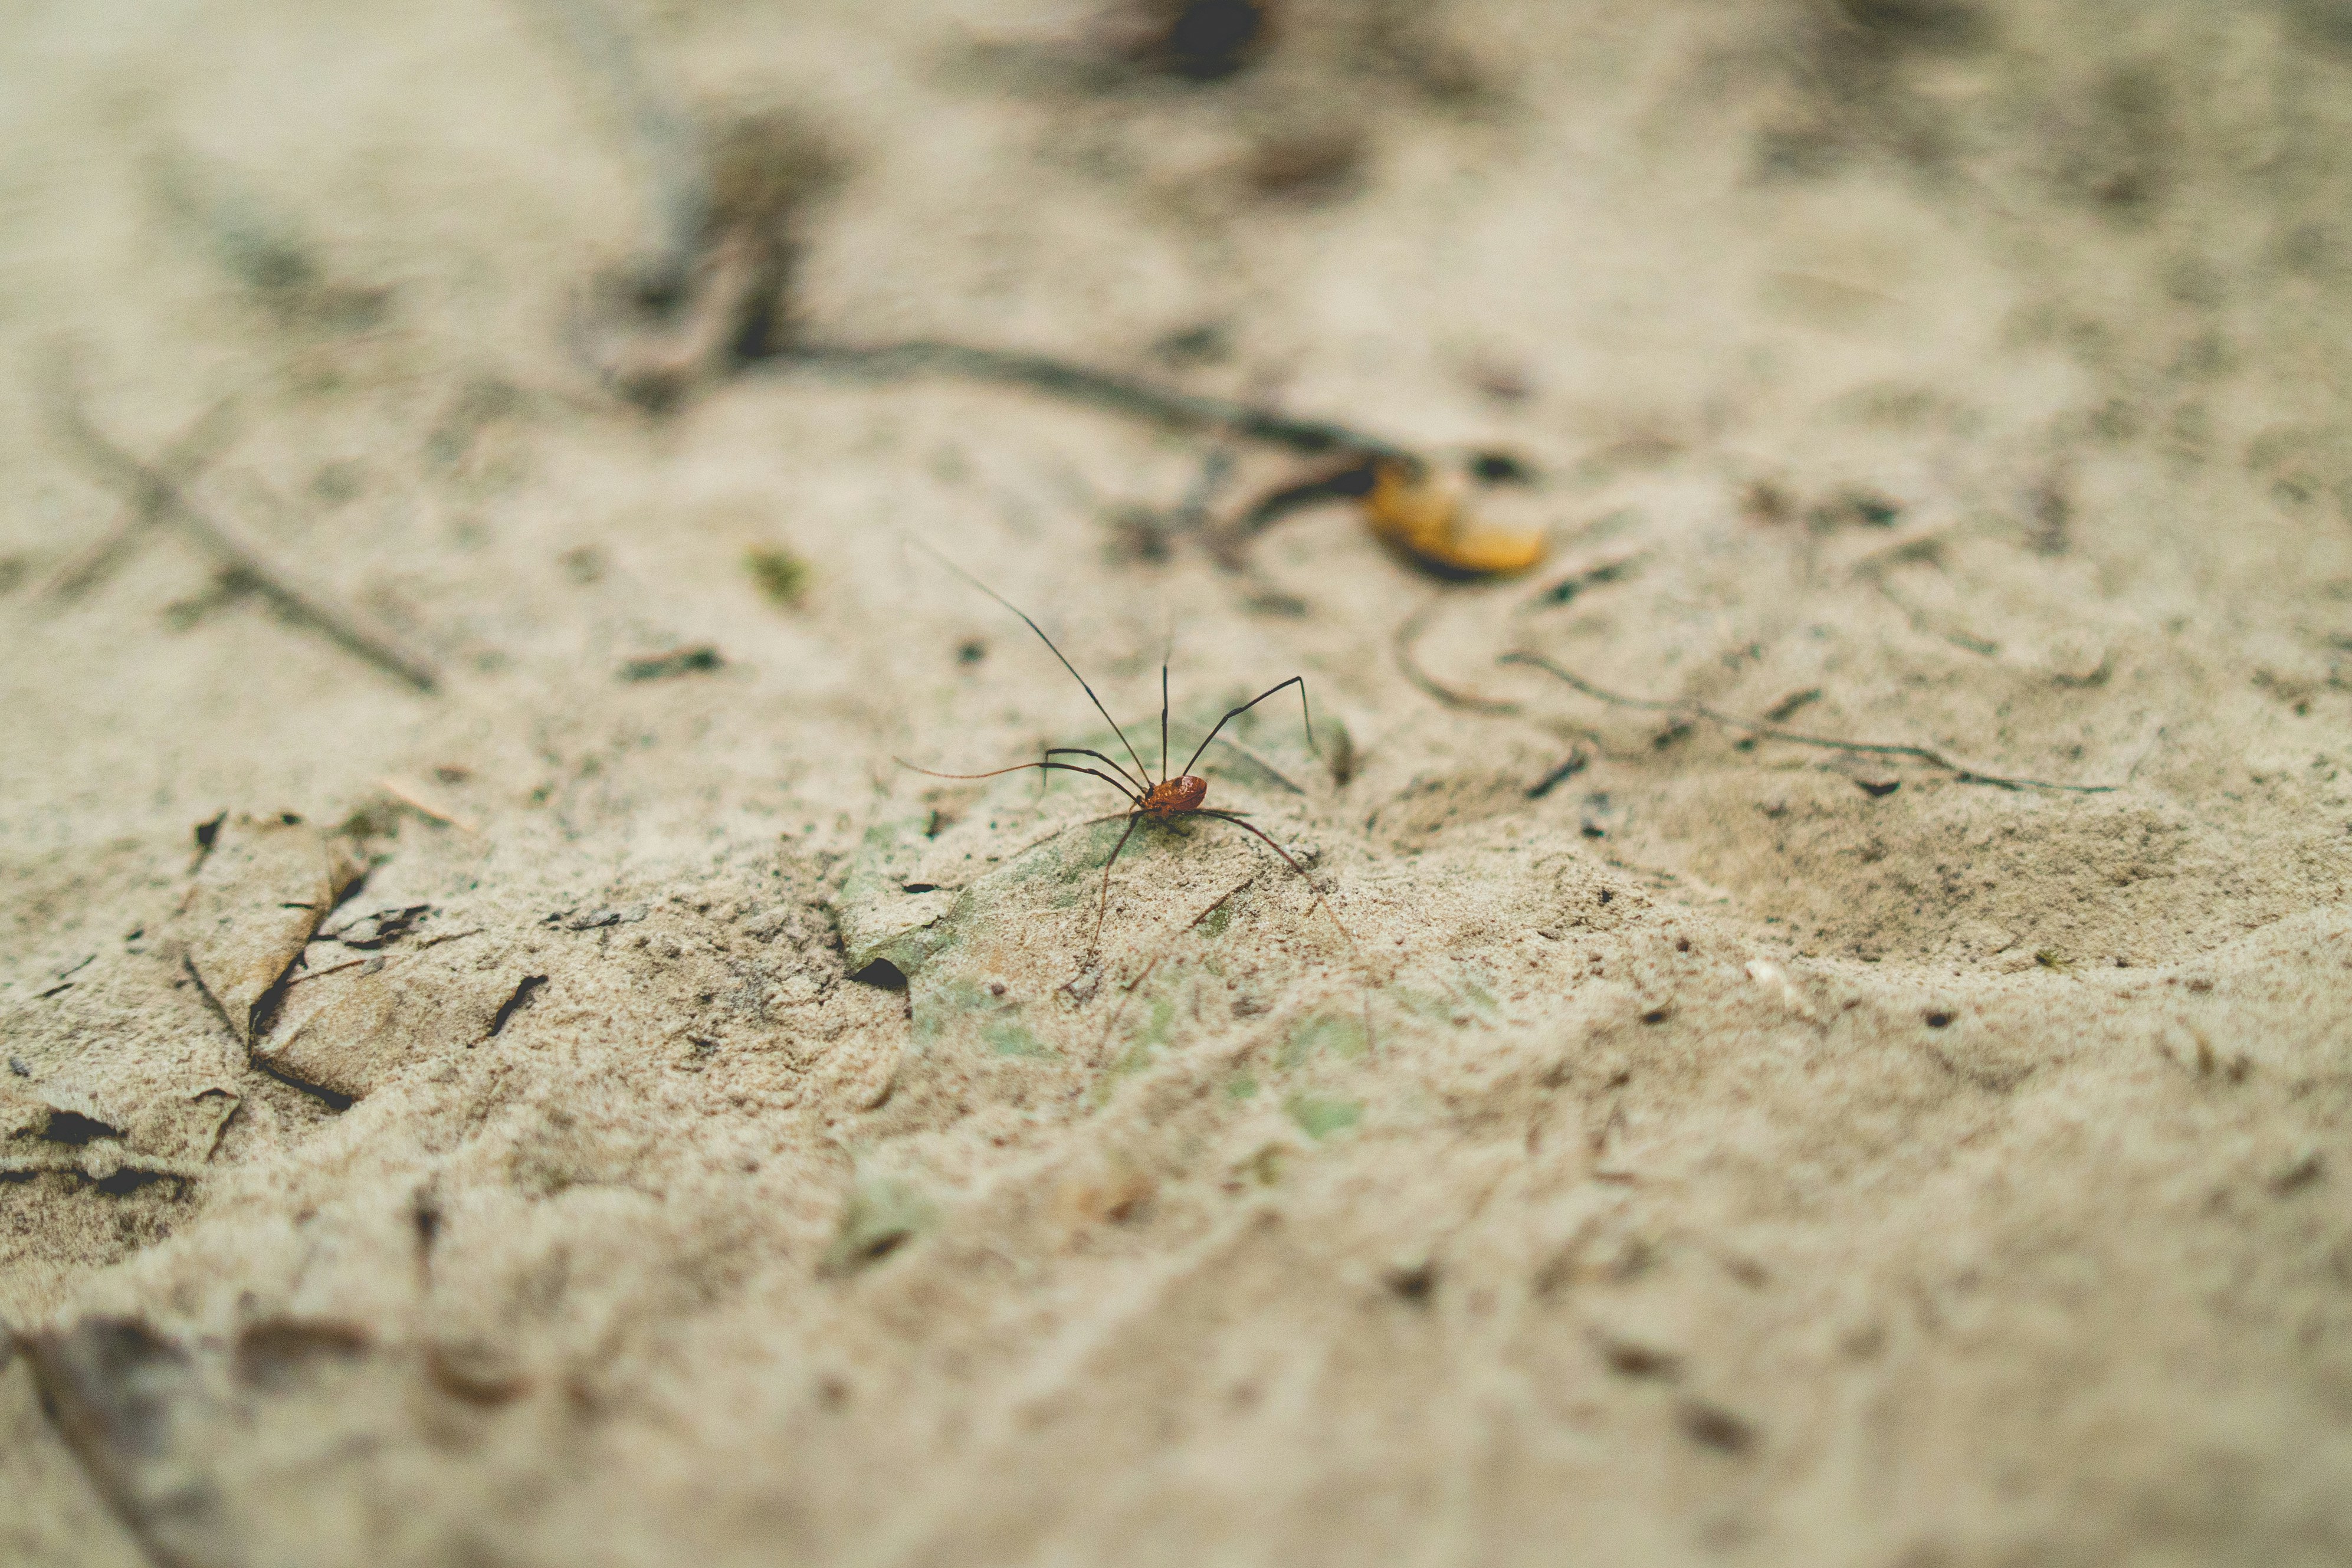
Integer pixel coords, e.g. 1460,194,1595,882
523,0,1422,474
1499,651,2119,794
1526,749,1589,800
770,340,1417,463
44,396,242,602
525,4,1442,513
47,377,441,693
1221,455,1380,555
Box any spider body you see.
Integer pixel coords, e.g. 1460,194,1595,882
903,546,1352,953
1141,775,1209,813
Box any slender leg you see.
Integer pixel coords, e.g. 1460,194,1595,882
1160,663,1170,787
1094,812,1145,948
1045,749,1150,799
897,757,1139,807
911,540,1154,786
1181,676,1317,778
999,809,1142,868
1195,810,1356,953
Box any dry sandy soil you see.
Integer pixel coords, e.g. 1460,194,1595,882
5,1,2351,1563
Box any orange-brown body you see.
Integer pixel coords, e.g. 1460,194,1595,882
897,542,1347,950
1141,775,1209,813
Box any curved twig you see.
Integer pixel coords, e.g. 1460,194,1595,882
1394,597,1523,715
1499,651,2121,794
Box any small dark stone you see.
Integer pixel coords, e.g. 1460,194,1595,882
1469,450,1534,484
1382,1259,1438,1303
1677,1398,1757,1454
1595,1334,1682,1380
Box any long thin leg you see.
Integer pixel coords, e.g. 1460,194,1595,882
1181,675,1318,778
897,757,1139,807
1192,736,1304,795
1160,663,1170,787
1195,810,1356,953
1045,749,1150,799
1000,809,1139,867
910,540,1153,789
1094,812,1144,948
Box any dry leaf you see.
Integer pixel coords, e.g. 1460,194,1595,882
1362,458,1546,576
182,815,359,1042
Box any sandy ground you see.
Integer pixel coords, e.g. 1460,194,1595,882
4,1,2351,1563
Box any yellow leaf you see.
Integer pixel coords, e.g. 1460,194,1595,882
1362,460,1546,577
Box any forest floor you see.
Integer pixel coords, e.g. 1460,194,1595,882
4,2,2350,1564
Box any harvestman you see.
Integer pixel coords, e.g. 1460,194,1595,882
901,550,1354,953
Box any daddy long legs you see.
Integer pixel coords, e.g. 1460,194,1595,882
900,548,1354,954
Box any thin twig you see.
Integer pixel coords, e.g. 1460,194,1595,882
1848,529,2003,655
283,956,370,989
47,377,441,694
520,1,1426,473
771,340,1418,463
1525,749,1589,800
377,775,481,832
1221,455,1379,560
1394,596,1523,714
1498,651,2120,793
44,396,242,602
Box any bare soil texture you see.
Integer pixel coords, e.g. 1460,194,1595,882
4,2,2351,1564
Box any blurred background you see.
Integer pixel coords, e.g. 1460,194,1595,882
5,4,2351,1566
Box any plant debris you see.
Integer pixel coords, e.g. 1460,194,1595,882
47,372,442,693
620,645,722,681
746,546,809,606
1499,651,2122,793
1360,458,1547,576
